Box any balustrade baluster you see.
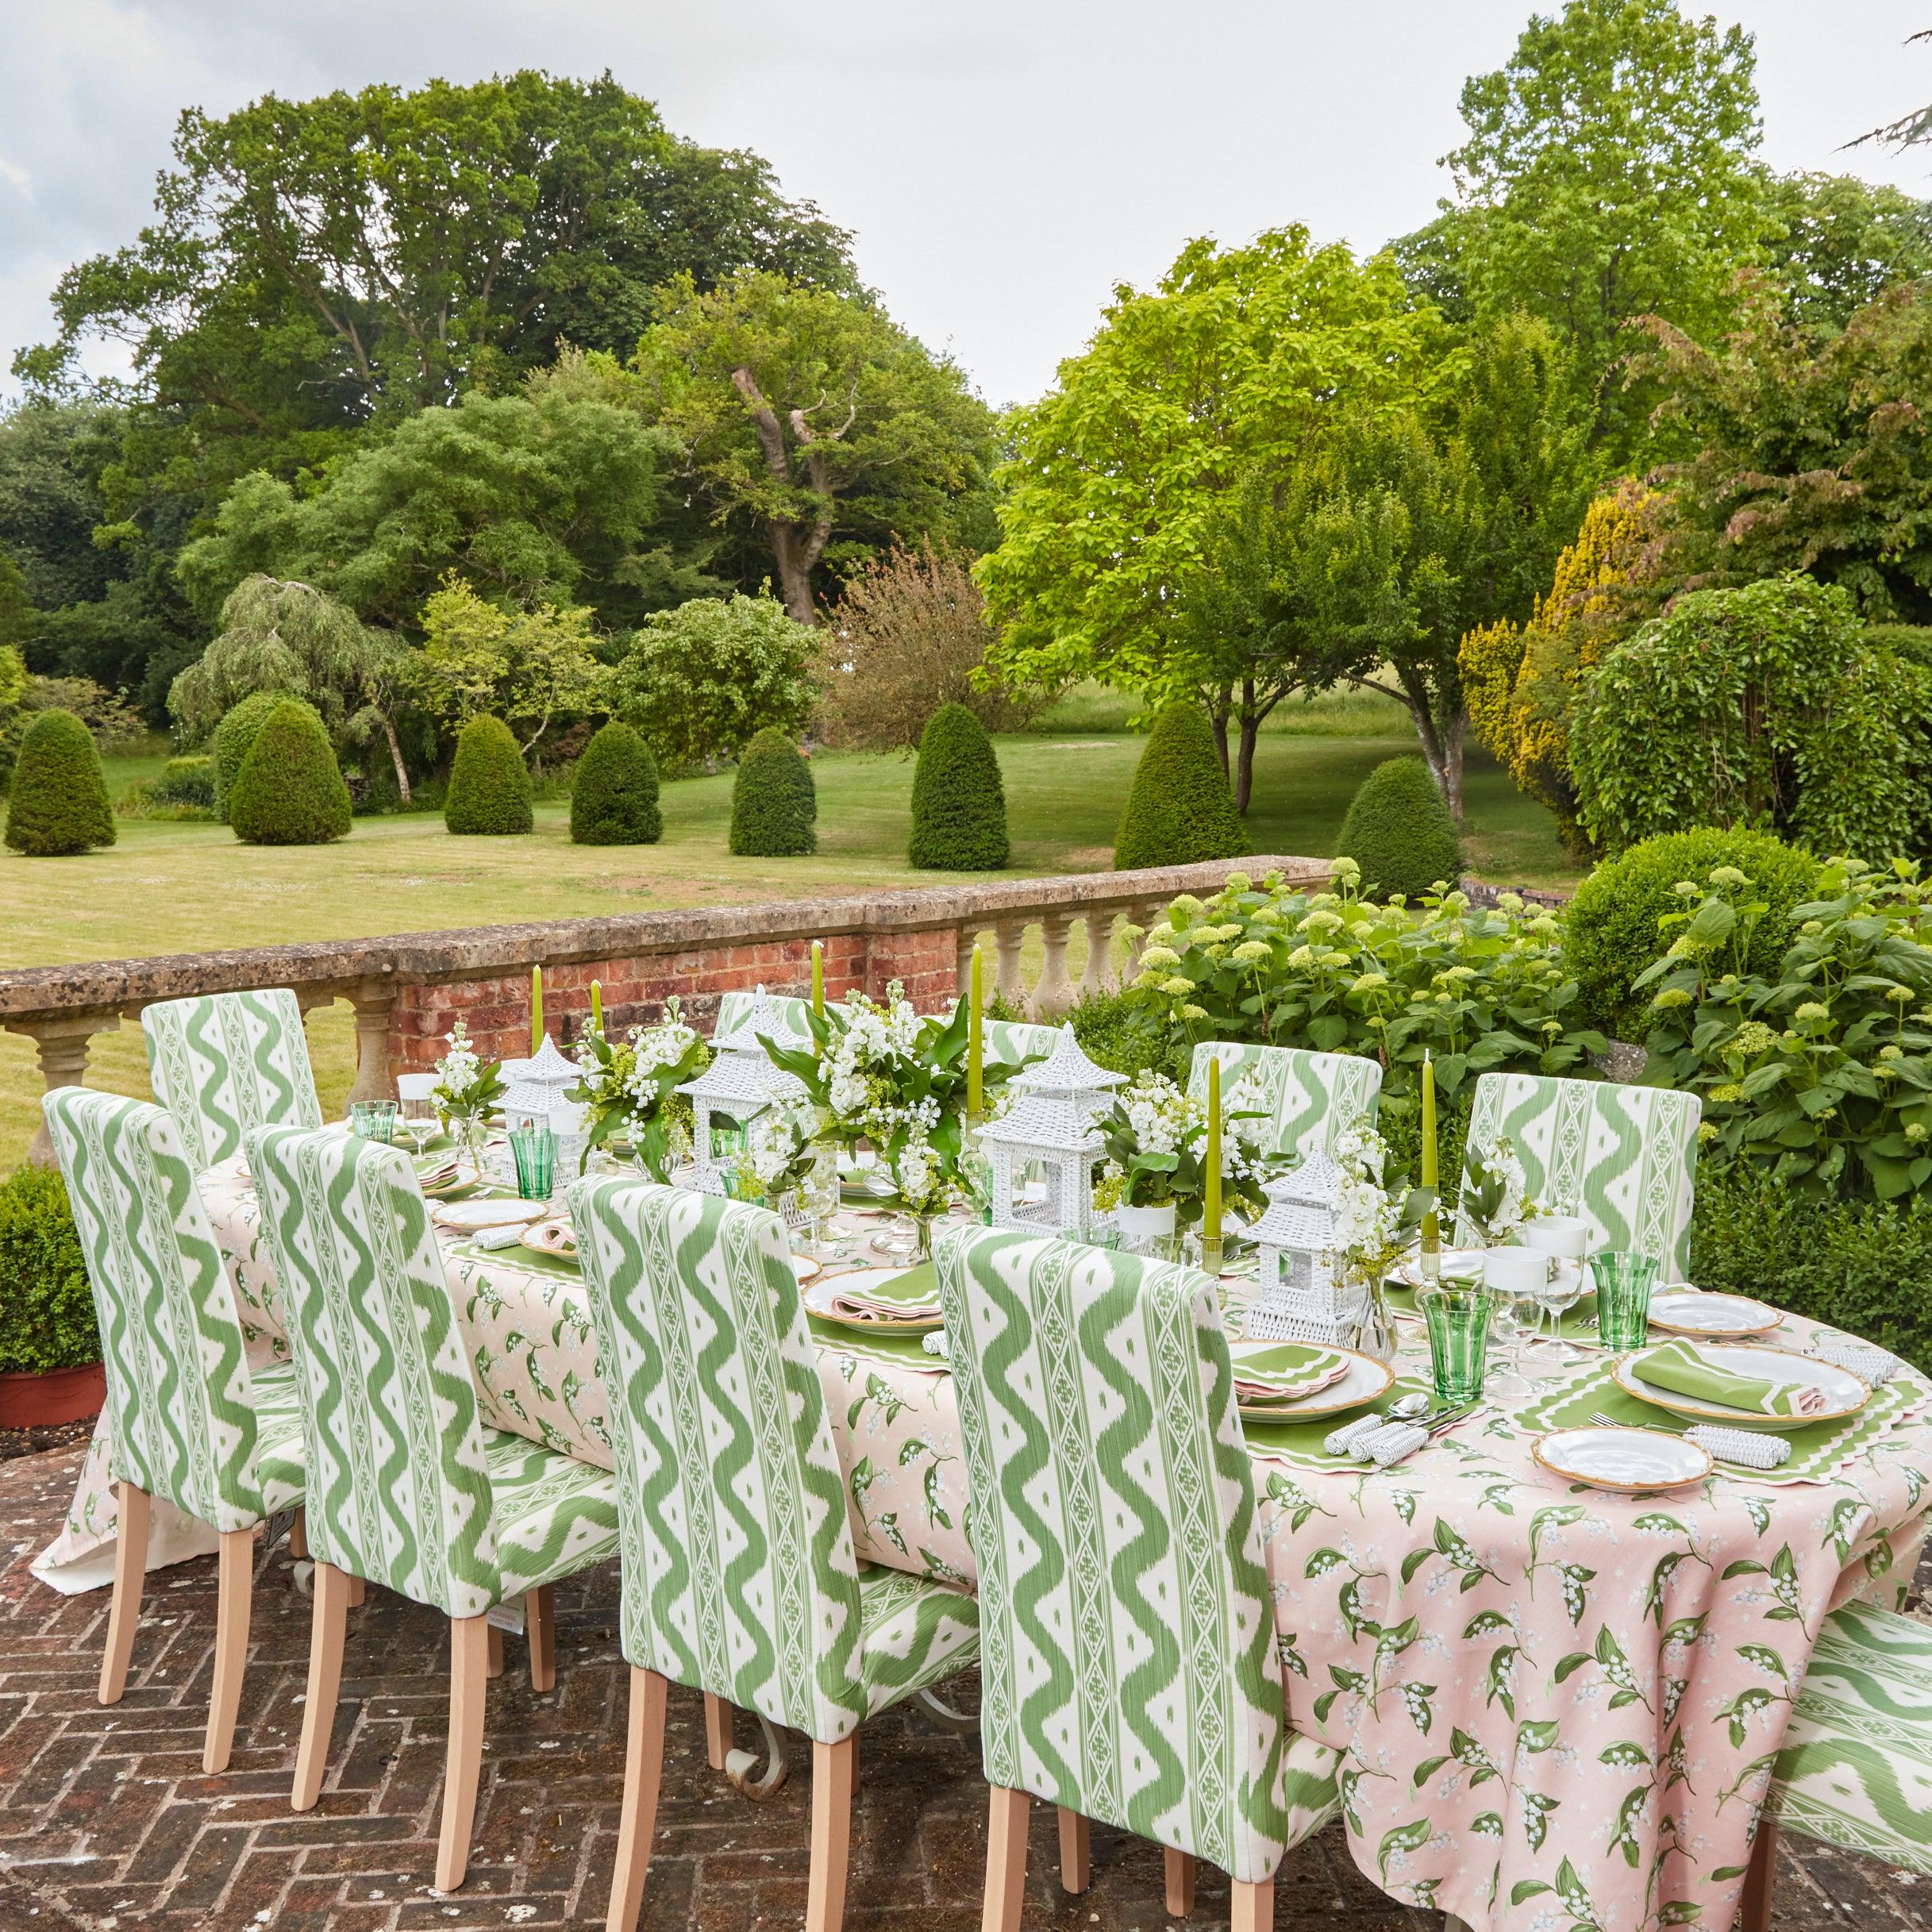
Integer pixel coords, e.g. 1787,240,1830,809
993,920,1027,1013
8,1011,121,1166
1034,914,1076,1017
1080,911,1116,997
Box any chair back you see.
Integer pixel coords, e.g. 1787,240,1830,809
934,1223,1288,1883
1453,1071,1701,1276
714,989,814,1039
42,1088,271,1532
1186,1041,1383,1166
143,988,322,1170
247,1125,501,1616
571,1176,869,1745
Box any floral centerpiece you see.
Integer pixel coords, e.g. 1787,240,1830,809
1457,1136,1537,1245
737,1104,821,1203
568,997,710,1181
1330,1118,1432,1358
431,1019,505,1163
1091,1068,1271,1235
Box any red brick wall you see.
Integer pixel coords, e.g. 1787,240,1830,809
387,927,958,1077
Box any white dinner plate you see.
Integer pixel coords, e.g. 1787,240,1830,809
520,1217,578,1260
1646,1288,1783,1338
432,1196,548,1233
1534,1426,1712,1492
801,1273,945,1330
791,1253,822,1284
1611,1342,1869,1430
1236,1348,1394,1421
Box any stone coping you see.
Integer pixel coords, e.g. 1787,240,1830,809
0,855,1327,1022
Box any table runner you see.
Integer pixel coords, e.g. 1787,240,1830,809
36,1159,1932,1932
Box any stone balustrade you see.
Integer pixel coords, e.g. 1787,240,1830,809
2,856,1327,1163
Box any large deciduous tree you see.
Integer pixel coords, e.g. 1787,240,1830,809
633,272,998,624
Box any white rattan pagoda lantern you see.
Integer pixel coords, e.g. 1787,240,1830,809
1244,1149,1363,1345
678,987,810,1195
502,1033,579,1132
976,1023,1123,1239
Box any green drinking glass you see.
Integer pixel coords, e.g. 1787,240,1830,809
508,1124,556,1201
1594,1250,1660,1350
350,1099,398,1143
1419,1284,1492,1405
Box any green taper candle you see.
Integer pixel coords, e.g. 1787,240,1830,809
1204,1055,1222,1244
531,965,543,1056
967,942,984,1121
590,979,603,1033
1421,1049,1441,1264
811,939,825,1017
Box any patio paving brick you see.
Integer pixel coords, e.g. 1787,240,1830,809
0,1441,1922,1930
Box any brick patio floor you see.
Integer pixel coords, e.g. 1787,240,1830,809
0,1443,1922,1930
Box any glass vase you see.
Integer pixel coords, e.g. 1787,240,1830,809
1350,1276,1399,1364
871,1211,929,1263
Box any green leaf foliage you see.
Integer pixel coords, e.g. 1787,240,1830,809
908,702,1007,871
0,1162,98,1375
155,756,214,808
214,691,320,820
2,708,115,857
1563,828,1818,1038
1114,704,1249,872
444,714,534,836
1067,991,1189,1084
227,700,352,846
729,726,816,856
1336,756,1461,904
570,719,661,845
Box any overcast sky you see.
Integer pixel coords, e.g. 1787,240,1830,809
2,1,1930,410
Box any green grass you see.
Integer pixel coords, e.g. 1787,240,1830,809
1026,680,1415,737
0,730,1578,1161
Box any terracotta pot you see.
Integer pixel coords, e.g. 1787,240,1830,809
0,1360,106,1430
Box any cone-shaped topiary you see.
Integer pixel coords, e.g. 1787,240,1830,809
1112,703,1248,871
571,719,662,845
213,690,314,822
729,727,816,856
4,709,115,857
445,715,533,836
1336,756,1461,902
228,700,352,845
908,702,1008,870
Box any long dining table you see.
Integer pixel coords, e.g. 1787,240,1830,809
37,1146,1932,1932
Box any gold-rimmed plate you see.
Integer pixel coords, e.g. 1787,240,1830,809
1236,1347,1394,1421
1534,1425,1712,1493
1645,1288,1784,1339
1611,1343,1869,1431
800,1273,945,1331
433,1196,548,1233
520,1217,577,1260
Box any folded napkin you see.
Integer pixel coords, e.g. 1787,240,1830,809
1808,1337,1902,1387
1684,1424,1792,1470
827,1261,943,1323
1324,1413,1389,1457
1356,1420,1430,1467
471,1223,526,1252
1633,1338,1828,1417
922,1330,950,1362
1228,1341,1350,1406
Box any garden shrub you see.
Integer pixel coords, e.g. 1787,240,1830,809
214,691,318,820
1335,756,1461,903
156,756,215,808
3,709,115,857
1564,828,1819,1039
571,720,661,845
1113,704,1248,871
1066,990,1187,1084
908,703,1008,871
0,1163,98,1375
228,701,353,845
1570,572,1932,858
1639,858,1932,1199
445,714,533,835
1689,1166,1932,1375
729,727,817,856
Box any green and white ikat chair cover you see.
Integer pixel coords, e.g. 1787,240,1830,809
1766,1599,1932,1876
246,1125,618,1618
933,1223,1341,1888
143,987,323,1172
570,1176,979,1739
1452,1070,1702,1277
1186,1041,1384,1168
43,1088,304,1533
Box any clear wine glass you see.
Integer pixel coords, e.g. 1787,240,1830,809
1533,1257,1587,1367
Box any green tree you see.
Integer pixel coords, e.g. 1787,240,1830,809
412,579,608,755
1336,756,1463,902
445,715,534,836
3,710,115,856
570,720,661,845
1762,174,1932,337
1114,706,1249,872
979,227,1450,769
213,692,324,822
729,727,817,856
908,704,1008,871
169,575,414,802
228,702,354,846
635,271,1001,623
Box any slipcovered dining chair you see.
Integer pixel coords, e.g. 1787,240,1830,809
1452,1070,1703,1277
1186,1040,1384,1166
933,1223,1342,1931
42,1088,307,1774
142,987,323,1170
247,1124,619,1892
571,1176,980,1932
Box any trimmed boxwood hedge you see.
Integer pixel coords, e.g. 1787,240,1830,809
909,702,1008,870
0,1163,98,1375
228,700,353,845
570,720,662,845
729,727,816,856
213,691,315,821
1335,756,1461,902
445,715,533,835
1113,704,1248,871
3,709,115,857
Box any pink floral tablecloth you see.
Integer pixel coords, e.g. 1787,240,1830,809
38,1161,1932,1932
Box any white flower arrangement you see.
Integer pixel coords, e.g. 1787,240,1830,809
1458,1136,1536,1245
431,1018,503,1122
1329,1120,1420,1284
1091,1068,1271,1222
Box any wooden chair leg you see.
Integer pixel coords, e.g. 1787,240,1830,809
291,1560,352,1811
805,1734,857,1932
203,1527,254,1774
348,1573,366,1607
1230,1878,1273,1931
703,1693,733,1771
604,1668,668,1932
1739,1816,1779,1932
1056,1807,1090,1893
99,1481,149,1706
1165,1846,1197,1917
487,1622,506,1680
526,1585,555,1694
983,1785,1030,1932
435,1614,491,1892
288,1508,307,1561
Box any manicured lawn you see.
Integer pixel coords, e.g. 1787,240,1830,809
0,729,1577,1160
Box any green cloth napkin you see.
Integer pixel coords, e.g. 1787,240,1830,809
831,1260,940,1313
1228,1340,1349,1401
1632,1337,1823,1417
